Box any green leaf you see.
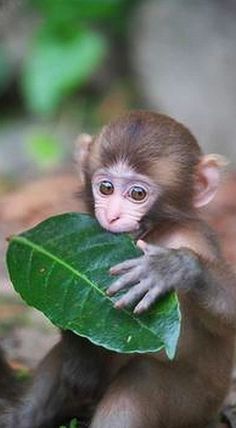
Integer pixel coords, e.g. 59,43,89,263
6,213,181,358
26,132,64,169
59,417,79,428
31,0,128,23
21,30,107,114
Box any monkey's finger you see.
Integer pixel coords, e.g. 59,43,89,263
114,280,152,310
109,257,141,275
136,239,148,252
133,286,164,314
136,240,165,256
107,267,142,296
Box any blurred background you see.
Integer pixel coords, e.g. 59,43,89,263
0,0,236,395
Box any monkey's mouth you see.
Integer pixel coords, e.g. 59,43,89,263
100,219,139,234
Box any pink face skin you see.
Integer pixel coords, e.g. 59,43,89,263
92,162,160,233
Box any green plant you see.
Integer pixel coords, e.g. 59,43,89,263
59,417,79,428
7,213,181,358
21,0,138,114
25,131,65,169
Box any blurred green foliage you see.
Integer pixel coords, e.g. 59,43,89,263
0,0,139,172
59,418,79,428
31,0,131,26
0,0,138,115
22,30,107,114
26,132,65,169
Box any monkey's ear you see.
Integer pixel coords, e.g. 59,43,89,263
74,133,93,184
194,154,228,208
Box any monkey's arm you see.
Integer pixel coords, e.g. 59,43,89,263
107,240,236,328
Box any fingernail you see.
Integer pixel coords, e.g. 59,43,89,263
137,240,146,251
114,301,122,309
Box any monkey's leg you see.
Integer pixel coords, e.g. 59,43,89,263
3,333,109,428
90,357,221,428
1,341,65,428
221,406,236,428
0,347,22,419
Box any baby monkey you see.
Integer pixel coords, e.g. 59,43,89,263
2,111,236,428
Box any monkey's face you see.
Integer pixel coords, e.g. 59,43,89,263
91,162,159,233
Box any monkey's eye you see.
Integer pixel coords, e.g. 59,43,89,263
128,186,147,202
98,180,114,196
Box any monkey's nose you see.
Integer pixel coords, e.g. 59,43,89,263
106,200,122,224
107,209,121,224
107,214,120,224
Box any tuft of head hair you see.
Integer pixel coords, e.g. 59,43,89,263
97,110,202,171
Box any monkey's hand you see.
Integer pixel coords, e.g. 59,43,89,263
107,240,201,314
